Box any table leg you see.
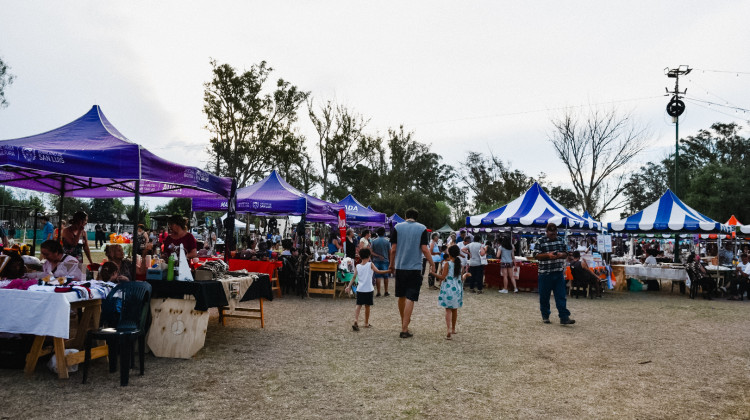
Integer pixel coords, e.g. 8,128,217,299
24,335,46,376
53,337,69,379
259,298,265,328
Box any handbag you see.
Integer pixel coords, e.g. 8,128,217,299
480,254,488,265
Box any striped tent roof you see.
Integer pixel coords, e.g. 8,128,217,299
466,182,591,229
607,189,730,233
581,211,603,231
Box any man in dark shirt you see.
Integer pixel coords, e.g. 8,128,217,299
534,223,575,325
389,208,434,338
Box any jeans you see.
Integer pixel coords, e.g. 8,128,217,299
538,271,571,320
468,265,484,291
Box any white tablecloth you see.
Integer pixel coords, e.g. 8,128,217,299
624,265,687,281
0,289,77,338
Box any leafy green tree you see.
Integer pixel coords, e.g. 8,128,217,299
274,130,319,193
89,198,126,223
623,122,750,223
622,162,669,216
458,151,537,214
0,56,14,109
154,198,192,216
48,196,91,220
125,203,150,226
547,185,580,213
203,59,309,187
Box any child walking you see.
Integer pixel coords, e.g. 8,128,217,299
345,248,391,331
433,245,468,340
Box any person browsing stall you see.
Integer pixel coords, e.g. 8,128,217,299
371,227,392,297
40,240,83,280
41,216,55,241
345,248,392,331
162,214,198,260
62,211,93,267
534,223,575,325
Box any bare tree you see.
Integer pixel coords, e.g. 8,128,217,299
548,108,650,219
307,99,372,200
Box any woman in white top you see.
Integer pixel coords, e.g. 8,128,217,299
344,248,391,331
40,240,84,280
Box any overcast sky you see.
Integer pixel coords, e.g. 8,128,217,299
1,1,748,218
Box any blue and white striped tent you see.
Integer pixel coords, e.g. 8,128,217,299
466,182,594,229
581,211,602,231
607,189,731,233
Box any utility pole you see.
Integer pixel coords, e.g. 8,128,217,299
664,65,691,196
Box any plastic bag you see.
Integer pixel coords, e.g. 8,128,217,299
47,349,79,374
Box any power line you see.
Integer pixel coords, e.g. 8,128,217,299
684,99,750,123
686,77,744,111
413,95,664,126
693,68,750,75
684,97,750,113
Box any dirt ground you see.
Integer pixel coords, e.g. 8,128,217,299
2,277,750,419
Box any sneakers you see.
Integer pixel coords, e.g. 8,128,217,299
499,289,509,294
477,290,483,294
375,292,381,297
514,289,519,293
560,318,576,325
399,331,413,339
384,292,390,297
542,317,551,324
352,324,360,332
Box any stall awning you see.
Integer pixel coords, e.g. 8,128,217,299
466,182,595,229
607,189,730,233
0,105,233,198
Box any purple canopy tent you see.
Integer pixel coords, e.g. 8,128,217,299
337,195,387,226
0,105,237,265
192,170,341,222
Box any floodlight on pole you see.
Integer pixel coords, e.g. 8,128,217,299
664,65,691,197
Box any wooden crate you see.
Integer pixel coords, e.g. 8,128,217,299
147,298,209,359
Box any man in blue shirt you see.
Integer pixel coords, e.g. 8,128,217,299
371,227,391,297
534,223,575,325
389,208,434,338
41,216,55,241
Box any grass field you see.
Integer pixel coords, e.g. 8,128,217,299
2,277,749,419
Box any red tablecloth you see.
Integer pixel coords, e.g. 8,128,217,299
226,259,282,276
484,262,538,290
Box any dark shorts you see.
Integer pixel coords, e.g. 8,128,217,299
395,269,423,302
500,262,513,268
356,291,374,306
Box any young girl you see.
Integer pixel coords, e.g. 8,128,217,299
345,248,391,331
434,245,469,340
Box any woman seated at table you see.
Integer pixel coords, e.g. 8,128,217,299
103,244,133,281
162,214,198,260
40,240,83,280
685,252,716,300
